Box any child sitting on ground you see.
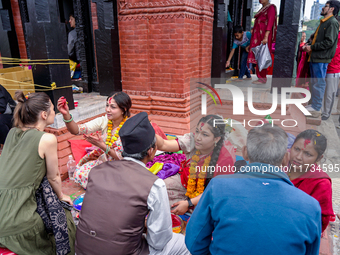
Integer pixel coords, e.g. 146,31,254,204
226,25,252,81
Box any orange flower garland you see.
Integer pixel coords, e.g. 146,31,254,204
105,117,127,147
185,150,211,199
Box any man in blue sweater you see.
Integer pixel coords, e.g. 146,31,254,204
185,124,321,255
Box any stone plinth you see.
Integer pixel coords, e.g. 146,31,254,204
118,0,214,135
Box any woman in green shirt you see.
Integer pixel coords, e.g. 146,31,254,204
0,91,75,255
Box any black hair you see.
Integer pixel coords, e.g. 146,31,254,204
107,91,132,118
293,129,327,160
13,91,51,128
233,25,244,34
69,13,75,18
326,1,340,16
196,115,226,186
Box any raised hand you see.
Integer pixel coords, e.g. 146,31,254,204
57,96,69,115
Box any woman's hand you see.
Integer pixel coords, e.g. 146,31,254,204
245,45,250,52
57,96,69,115
226,60,230,68
171,200,189,215
83,132,106,150
61,194,73,206
261,37,268,45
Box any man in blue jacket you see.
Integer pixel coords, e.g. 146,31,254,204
185,124,321,255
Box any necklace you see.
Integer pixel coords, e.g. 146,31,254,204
105,117,127,147
185,150,211,199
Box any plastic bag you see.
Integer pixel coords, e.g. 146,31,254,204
251,44,272,71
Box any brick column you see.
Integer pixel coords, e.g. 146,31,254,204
118,0,214,135
10,0,28,59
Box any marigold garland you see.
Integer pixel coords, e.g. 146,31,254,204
185,150,211,199
105,117,127,147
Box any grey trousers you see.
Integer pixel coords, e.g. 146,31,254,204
322,73,340,118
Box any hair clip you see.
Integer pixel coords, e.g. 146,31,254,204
316,133,321,137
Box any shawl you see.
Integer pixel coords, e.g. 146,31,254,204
35,176,71,255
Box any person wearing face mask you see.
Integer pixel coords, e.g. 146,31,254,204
156,115,236,215
288,129,333,233
57,92,132,189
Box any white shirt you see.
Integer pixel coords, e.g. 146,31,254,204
123,157,173,251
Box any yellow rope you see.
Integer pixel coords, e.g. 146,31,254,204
0,77,73,91
0,62,69,65
1,57,69,62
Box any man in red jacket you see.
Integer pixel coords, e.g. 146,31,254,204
322,16,340,120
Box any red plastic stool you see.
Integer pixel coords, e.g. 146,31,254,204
0,247,17,255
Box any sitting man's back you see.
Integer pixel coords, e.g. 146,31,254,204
76,112,189,255
185,124,321,255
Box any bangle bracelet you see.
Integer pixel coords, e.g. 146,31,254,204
105,145,110,154
63,114,73,123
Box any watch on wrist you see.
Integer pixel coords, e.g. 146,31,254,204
186,197,194,208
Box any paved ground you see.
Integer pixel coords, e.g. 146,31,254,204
326,97,340,255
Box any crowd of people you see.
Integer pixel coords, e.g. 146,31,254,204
0,1,339,255
228,0,340,122
0,87,334,254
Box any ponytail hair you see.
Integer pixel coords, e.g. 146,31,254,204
13,91,51,128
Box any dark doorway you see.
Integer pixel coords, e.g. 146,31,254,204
211,0,252,83
58,0,96,93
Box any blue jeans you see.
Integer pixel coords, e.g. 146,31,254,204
239,51,251,79
310,62,329,111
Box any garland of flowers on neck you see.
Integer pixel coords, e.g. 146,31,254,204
106,117,127,147
185,150,211,199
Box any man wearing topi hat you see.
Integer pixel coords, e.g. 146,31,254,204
75,112,189,255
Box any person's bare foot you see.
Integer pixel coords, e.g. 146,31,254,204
245,77,252,80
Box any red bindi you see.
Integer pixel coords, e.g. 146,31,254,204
200,123,204,131
304,139,311,148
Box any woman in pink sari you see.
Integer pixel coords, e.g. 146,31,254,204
248,0,277,84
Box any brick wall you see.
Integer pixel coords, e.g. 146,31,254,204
10,0,28,59
118,0,214,135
